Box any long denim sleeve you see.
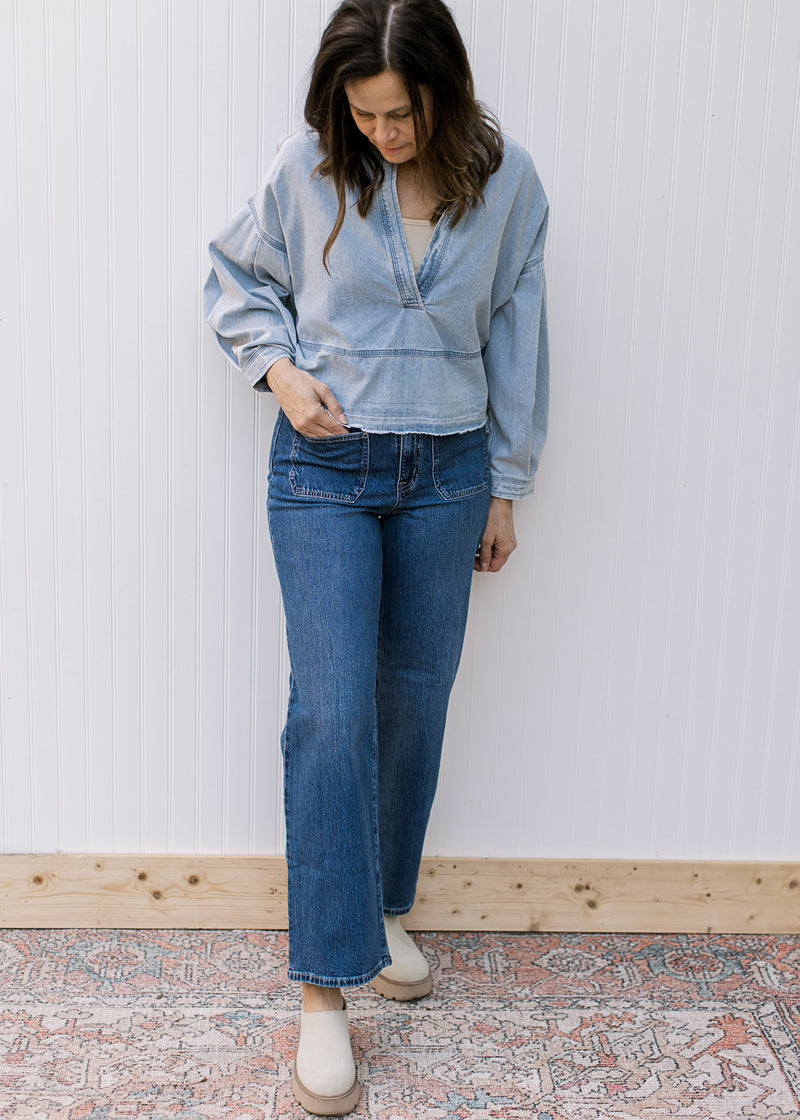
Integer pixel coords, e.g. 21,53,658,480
205,196,297,389
482,177,549,498
204,129,550,495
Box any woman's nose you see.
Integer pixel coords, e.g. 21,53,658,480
375,118,397,144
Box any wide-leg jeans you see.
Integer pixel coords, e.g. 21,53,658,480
267,410,491,987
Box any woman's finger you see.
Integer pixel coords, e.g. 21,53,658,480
294,398,350,437
316,383,349,429
474,534,494,572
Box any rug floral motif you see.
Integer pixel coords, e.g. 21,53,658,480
0,930,799,1118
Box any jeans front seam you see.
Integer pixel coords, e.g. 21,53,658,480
283,678,296,979
268,410,285,480
370,719,389,967
400,433,419,497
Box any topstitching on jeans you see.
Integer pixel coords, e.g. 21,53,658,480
369,720,389,971
288,429,369,502
282,679,296,978
397,433,420,500
286,953,393,989
431,427,490,500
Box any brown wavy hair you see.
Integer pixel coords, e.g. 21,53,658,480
304,0,504,269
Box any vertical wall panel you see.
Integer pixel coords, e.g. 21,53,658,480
139,0,171,852
47,0,88,851
15,0,60,853
0,0,32,851
1,0,799,861
77,0,114,852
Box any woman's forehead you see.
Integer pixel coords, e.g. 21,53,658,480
344,71,411,110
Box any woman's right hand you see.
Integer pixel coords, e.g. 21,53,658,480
266,357,349,437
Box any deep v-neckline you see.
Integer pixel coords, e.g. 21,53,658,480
378,162,452,308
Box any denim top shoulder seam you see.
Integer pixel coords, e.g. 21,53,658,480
203,129,550,499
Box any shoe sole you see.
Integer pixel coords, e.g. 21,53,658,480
368,969,433,1001
291,1066,360,1116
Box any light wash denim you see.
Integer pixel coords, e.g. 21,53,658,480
267,412,492,986
204,129,549,498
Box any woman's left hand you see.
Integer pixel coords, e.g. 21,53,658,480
475,497,517,572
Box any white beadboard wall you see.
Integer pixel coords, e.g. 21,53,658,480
1,0,799,861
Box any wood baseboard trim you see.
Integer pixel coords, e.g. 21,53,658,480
1,855,798,932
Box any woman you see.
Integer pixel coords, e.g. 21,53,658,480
204,0,548,1112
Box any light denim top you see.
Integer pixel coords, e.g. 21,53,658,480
204,129,549,498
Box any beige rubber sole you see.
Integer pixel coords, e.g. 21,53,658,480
291,1066,360,1116
368,968,433,1001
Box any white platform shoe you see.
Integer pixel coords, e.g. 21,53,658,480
369,915,433,1000
292,997,360,1116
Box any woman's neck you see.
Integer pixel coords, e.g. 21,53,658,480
395,160,439,221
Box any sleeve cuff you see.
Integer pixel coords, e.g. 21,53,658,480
242,346,293,391
490,473,536,500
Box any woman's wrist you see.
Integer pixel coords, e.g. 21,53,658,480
265,356,296,391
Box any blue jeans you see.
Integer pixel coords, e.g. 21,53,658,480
267,411,492,987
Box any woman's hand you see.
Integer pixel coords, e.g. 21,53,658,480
475,497,517,572
266,357,349,437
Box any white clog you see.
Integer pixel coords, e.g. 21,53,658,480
292,997,360,1116
369,915,433,1000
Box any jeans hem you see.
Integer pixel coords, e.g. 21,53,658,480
287,953,393,988
383,903,415,916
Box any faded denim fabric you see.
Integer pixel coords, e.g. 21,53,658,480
267,413,492,985
204,130,549,499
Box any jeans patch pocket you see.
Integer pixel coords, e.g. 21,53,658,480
289,431,369,502
431,425,490,500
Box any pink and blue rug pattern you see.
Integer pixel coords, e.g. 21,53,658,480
1,929,799,1117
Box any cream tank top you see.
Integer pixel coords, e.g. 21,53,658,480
402,217,435,273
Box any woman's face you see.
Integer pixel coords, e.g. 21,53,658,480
344,70,433,164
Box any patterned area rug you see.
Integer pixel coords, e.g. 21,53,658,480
1,930,799,1118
